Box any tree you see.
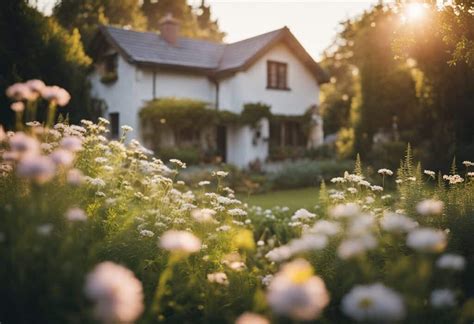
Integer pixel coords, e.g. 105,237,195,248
394,1,474,168
320,4,419,157
53,0,147,48
141,0,225,42
0,0,93,128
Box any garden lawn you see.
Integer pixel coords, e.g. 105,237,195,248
241,187,319,211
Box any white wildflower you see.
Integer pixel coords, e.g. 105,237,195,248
159,230,201,253
212,170,229,177
261,274,273,286
381,212,418,233
430,289,457,308
341,283,405,322
347,187,358,194
216,225,231,232
436,254,466,271
291,208,316,221
309,220,341,236
198,180,211,186
65,207,87,222
406,228,447,253
267,259,329,321
424,170,436,178
330,203,360,218
121,125,133,132
370,185,383,192
443,174,464,184
462,160,474,167
338,234,377,259
228,208,247,217
207,272,229,286
191,208,216,223
235,312,269,324
416,199,444,215
139,230,155,238
37,223,54,236
378,168,393,176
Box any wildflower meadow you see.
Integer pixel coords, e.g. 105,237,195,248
1,81,474,323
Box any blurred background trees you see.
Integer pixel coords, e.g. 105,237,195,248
0,0,472,167
0,0,225,128
0,0,92,128
320,1,474,170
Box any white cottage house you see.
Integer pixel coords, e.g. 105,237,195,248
89,15,328,168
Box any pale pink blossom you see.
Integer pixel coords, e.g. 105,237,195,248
84,262,144,323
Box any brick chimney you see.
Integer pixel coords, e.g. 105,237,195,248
159,13,180,46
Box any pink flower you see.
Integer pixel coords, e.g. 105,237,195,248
41,86,71,106
85,262,144,323
9,132,40,156
17,155,56,184
60,136,83,152
25,79,46,94
50,149,75,167
6,83,34,101
10,102,25,112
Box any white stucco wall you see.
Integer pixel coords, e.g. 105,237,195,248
226,118,269,168
90,56,216,141
218,43,320,115
90,56,142,139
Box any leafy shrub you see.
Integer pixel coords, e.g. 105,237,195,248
269,159,354,190
157,147,201,165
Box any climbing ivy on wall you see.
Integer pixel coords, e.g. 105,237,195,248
139,98,274,130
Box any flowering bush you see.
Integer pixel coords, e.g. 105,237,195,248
1,81,474,323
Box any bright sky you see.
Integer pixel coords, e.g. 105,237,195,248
36,0,386,60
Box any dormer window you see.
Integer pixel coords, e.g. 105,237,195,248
267,61,289,90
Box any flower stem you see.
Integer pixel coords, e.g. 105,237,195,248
151,253,182,317
47,102,57,128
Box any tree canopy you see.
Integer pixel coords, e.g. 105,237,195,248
53,0,225,48
320,1,474,169
0,0,93,128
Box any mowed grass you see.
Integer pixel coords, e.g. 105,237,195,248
241,187,319,211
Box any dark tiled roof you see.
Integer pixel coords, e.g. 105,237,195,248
102,27,225,70
95,25,328,83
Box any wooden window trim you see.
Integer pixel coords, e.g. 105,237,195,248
267,60,290,91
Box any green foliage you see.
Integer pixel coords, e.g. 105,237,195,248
269,160,354,190
53,0,147,48
141,0,225,42
240,102,272,127
100,71,118,84
0,0,94,128
335,127,355,159
157,146,201,165
140,97,216,131
320,2,474,169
